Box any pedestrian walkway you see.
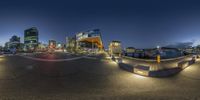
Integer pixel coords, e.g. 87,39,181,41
179,59,200,80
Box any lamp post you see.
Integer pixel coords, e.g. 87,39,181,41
92,40,94,54
156,45,161,63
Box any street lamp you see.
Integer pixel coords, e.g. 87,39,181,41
157,45,160,49
156,45,161,63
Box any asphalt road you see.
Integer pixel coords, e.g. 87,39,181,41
0,54,200,100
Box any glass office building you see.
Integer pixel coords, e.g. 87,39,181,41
24,27,39,51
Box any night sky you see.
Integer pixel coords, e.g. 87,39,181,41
1,0,200,48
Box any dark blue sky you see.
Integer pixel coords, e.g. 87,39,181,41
1,0,200,48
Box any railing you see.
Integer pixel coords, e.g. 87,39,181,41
123,55,193,62
123,55,194,71
120,55,197,77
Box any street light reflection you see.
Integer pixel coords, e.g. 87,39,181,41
108,60,118,65
134,74,147,79
122,59,129,64
125,72,148,80
106,56,112,59
0,57,5,62
122,73,152,85
183,64,197,73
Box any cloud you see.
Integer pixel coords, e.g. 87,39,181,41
165,42,193,48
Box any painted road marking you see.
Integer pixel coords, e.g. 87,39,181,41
17,54,87,62
83,56,98,60
1,54,15,57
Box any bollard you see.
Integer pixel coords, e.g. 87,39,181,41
157,55,161,63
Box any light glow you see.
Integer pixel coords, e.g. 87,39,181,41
0,57,5,62
136,70,144,75
134,74,147,79
134,68,149,76
0,55,5,58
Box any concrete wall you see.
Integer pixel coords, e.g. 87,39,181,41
121,55,196,77
123,55,193,71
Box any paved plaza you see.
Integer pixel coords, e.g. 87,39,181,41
0,53,200,100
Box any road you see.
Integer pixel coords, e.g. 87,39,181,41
0,54,200,100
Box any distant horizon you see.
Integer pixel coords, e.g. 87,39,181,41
0,27,199,49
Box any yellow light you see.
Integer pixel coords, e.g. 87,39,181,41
107,60,118,65
157,55,160,63
136,70,144,75
106,56,112,59
134,74,146,79
0,58,5,61
0,55,4,58
114,43,119,46
114,56,120,59
134,68,149,76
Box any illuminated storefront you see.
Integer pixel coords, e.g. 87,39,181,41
108,41,122,57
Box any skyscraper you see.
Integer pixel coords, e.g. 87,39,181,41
24,27,39,51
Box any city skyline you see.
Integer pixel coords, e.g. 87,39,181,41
1,27,200,49
1,1,200,99
1,0,200,48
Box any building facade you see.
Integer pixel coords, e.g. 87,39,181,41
5,35,21,51
49,40,56,49
37,43,48,51
66,37,76,52
125,47,135,57
75,29,104,53
24,27,39,51
108,41,122,57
